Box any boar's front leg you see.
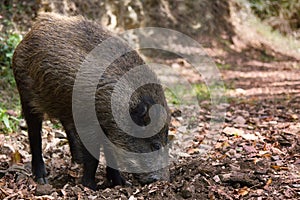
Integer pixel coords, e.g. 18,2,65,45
106,166,126,186
21,100,47,184
81,146,99,190
103,142,126,186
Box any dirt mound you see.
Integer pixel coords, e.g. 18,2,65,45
2,0,234,40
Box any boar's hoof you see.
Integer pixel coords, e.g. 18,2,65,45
82,178,97,191
106,167,128,187
36,177,48,184
108,175,127,187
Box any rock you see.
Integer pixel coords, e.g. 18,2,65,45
180,186,193,199
19,119,27,130
223,127,244,136
54,130,66,139
128,195,137,200
233,116,246,125
177,126,187,133
213,175,221,183
268,121,277,125
35,184,53,196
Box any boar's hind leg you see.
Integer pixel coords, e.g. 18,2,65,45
21,100,47,184
60,121,83,164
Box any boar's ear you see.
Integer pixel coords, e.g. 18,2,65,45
130,96,155,126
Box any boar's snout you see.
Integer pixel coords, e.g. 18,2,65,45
134,167,170,185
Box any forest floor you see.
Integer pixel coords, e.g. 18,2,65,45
1,3,300,200
1,44,300,200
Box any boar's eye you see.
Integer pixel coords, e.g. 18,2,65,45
151,141,162,151
130,96,155,126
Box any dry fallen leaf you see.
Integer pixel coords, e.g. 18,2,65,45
171,119,181,127
11,150,22,165
187,148,199,155
266,178,272,186
271,165,289,171
263,178,273,190
238,186,250,196
290,114,298,120
258,151,272,158
129,195,137,200
253,158,259,164
169,127,177,134
148,186,158,194
233,116,246,125
243,145,257,153
240,132,258,140
35,184,53,196
168,133,176,141
271,147,285,155
223,127,244,136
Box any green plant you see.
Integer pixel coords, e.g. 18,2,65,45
0,33,22,67
192,82,228,103
0,32,22,87
164,82,228,106
52,121,63,129
0,32,23,134
0,107,20,133
216,63,232,70
192,83,211,102
165,88,181,105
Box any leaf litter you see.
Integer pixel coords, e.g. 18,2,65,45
1,50,300,199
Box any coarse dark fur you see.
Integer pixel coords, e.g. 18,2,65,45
12,13,170,190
